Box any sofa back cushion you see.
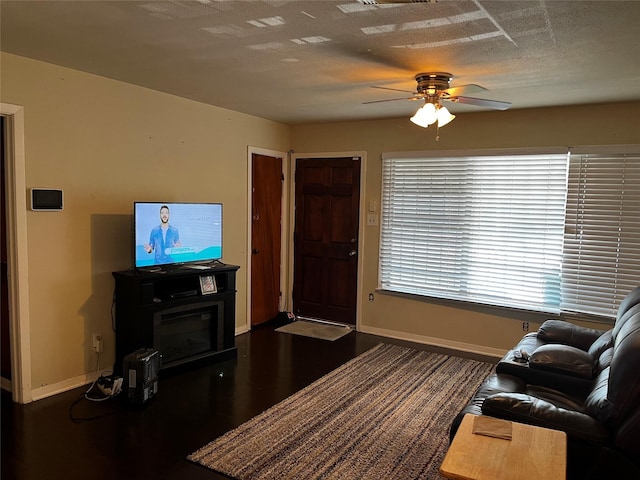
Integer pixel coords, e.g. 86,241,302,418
608,310,640,422
613,302,640,339
584,367,615,422
588,330,613,359
584,310,640,430
615,286,640,324
530,344,596,378
537,319,605,350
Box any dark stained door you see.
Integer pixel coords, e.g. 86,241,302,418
251,153,283,326
293,157,360,325
1,116,11,379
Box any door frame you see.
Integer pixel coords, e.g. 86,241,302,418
246,146,289,331
289,151,367,329
1,102,32,404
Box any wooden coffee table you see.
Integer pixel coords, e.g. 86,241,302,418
440,414,567,480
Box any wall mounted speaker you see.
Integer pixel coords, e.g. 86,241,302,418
31,188,64,211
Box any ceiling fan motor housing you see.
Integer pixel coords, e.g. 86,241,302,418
415,72,453,96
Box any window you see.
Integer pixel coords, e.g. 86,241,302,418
380,147,640,321
562,149,640,318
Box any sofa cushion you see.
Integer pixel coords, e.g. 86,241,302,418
460,373,526,414
584,367,614,424
525,384,589,412
530,344,596,379
612,302,640,340
608,311,640,425
497,349,594,397
482,392,609,444
537,319,606,350
596,347,614,372
448,373,524,442
588,330,614,359
615,286,640,323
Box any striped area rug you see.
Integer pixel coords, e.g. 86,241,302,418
188,343,494,480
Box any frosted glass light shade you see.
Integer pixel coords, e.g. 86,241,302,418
410,102,437,127
436,105,456,127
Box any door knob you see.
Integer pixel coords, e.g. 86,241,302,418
252,249,260,254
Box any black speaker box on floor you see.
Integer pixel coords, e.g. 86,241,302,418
123,348,160,405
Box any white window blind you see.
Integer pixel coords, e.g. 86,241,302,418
562,151,640,318
380,152,568,313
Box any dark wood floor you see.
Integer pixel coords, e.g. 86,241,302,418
1,323,492,480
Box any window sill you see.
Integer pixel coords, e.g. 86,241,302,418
375,289,614,326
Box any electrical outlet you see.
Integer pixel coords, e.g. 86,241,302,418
92,333,103,353
366,213,378,227
522,322,529,332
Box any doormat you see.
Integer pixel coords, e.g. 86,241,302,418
275,320,352,341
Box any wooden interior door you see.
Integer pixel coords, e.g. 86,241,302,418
251,153,283,326
1,116,11,380
293,157,361,325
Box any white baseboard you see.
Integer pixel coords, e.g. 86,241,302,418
235,325,250,336
30,328,253,402
358,325,506,359
27,325,503,402
31,370,101,402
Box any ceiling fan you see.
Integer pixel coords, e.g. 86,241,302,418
365,72,511,134
365,72,511,111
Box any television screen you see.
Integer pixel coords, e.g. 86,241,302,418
134,202,222,268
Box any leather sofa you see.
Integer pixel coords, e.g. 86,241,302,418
450,286,640,479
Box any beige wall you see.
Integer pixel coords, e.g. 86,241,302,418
1,53,290,393
3,50,640,399
291,102,640,355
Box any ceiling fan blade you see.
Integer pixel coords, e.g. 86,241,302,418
442,84,487,97
371,85,417,94
446,96,511,110
363,96,422,104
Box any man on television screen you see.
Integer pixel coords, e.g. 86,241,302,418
144,205,181,264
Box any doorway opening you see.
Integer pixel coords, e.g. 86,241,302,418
248,148,288,328
1,103,32,404
291,155,364,327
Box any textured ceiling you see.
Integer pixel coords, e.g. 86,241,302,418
1,0,640,124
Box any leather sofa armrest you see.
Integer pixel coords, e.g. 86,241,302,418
449,373,525,442
481,392,609,444
530,344,596,379
537,320,607,351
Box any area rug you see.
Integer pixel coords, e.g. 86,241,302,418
188,343,494,480
274,320,352,341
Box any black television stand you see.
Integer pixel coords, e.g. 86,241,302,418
112,264,239,375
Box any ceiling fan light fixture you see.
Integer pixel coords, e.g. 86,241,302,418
436,105,455,127
410,102,437,128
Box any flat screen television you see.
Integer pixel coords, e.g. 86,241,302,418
133,202,222,268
